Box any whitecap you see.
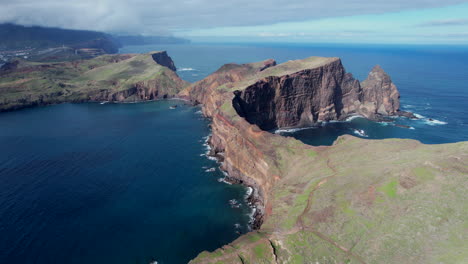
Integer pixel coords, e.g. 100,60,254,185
412,113,448,126
413,113,426,119
205,167,216,172
424,119,448,126
218,177,232,185
378,122,390,126
229,199,241,208
247,207,257,223
353,129,368,137
345,115,364,121
177,67,196,71
245,187,253,198
274,126,317,134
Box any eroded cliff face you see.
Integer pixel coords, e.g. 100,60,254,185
179,59,279,227
232,59,402,130
187,56,467,264
150,51,177,71
179,59,276,116
0,52,188,111
182,57,407,227
361,65,400,116
85,69,187,102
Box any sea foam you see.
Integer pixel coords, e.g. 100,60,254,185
177,67,196,71
353,129,368,137
413,113,448,126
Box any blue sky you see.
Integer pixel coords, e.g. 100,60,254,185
1,0,468,44
178,3,468,44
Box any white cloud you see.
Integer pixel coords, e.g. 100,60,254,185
0,0,467,34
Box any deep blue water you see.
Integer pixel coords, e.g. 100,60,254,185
122,43,468,145
0,101,251,264
1,43,467,264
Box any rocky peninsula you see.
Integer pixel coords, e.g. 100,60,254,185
0,52,465,263
180,57,466,263
0,51,187,111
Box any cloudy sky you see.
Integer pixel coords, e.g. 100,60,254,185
1,0,468,44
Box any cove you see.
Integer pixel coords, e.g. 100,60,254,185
0,100,251,264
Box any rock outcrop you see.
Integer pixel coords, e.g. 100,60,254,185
232,58,403,130
150,51,177,71
184,56,467,264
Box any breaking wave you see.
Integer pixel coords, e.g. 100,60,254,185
177,67,196,71
353,129,368,137
414,113,448,126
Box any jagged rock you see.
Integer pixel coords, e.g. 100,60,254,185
361,65,400,117
230,58,406,130
150,51,177,71
181,56,467,264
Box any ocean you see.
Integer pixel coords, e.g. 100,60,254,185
122,43,468,145
0,43,467,264
0,101,251,264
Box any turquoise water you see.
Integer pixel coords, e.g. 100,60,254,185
121,43,468,145
0,101,251,264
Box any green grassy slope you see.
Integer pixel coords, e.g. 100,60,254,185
0,52,188,111
188,57,467,264
191,134,467,264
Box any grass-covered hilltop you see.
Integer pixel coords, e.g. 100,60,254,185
180,57,467,263
0,51,466,263
0,51,188,111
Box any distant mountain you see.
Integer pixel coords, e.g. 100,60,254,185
0,24,190,63
0,23,119,53
114,35,190,46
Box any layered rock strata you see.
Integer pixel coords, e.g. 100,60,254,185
182,56,466,263
232,59,407,130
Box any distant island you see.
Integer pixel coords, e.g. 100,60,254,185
0,23,190,63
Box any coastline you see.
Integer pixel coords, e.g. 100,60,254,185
202,128,265,231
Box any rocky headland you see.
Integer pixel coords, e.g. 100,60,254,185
180,57,467,263
0,51,188,111
0,52,465,263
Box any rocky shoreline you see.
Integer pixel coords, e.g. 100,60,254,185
203,133,265,230
0,51,189,112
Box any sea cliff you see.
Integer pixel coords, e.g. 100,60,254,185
0,51,188,111
183,57,467,263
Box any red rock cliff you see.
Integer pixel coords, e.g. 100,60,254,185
181,56,408,228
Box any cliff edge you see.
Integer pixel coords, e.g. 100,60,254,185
183,56,467,264
0,51,188,111
231,57,407,130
